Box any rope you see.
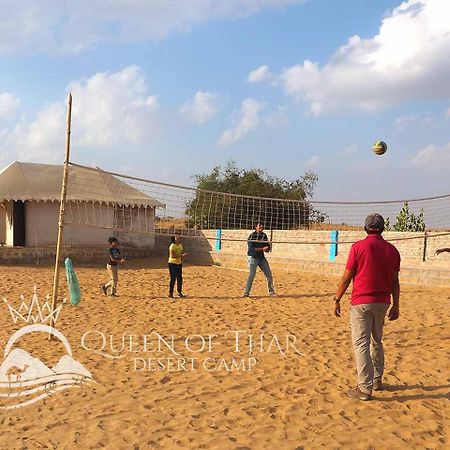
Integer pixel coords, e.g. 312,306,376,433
68,162,450,206
64,220,450,246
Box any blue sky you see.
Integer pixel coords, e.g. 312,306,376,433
0,0,449,200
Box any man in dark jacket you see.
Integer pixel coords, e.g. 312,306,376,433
243,223,275,297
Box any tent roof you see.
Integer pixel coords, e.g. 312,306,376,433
0,161,164,208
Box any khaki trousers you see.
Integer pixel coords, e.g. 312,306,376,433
105,264,118,295
350,303,390,395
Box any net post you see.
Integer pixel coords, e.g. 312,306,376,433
422,230,428,262
215,228,222,251
49,93,72,338
329,230,339,261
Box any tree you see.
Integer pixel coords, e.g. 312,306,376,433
186,161,323,229
385,202,426,232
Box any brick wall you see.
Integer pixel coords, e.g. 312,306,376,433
155,229,450,262
0,246,154,265
154,229,450,287
1,229,448,286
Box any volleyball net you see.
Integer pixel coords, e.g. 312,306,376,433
63,162,450,244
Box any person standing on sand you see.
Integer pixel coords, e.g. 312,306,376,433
101,237,125,297
243,223,275,297
333,213,400,401
168,234,187,298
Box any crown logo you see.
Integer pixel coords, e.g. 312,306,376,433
3,286,67,325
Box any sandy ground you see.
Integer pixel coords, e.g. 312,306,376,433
0,258,448,450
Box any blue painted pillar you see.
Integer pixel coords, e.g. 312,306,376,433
216,228,222,251
329,230,339,261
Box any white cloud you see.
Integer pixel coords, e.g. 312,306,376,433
0,66,161,162
69,66,160,147
336,144,358,159
278,0,450,114
265,106,290,128
248,65,272,83
179,91,219,124
0,1,305,55
0,3,60,54
410,141,450,169
4,103,66,162
394,114,418,129
218,98,264,147
145,96,159,108
394,113,434,130
0,92,20,118
305,155,320,169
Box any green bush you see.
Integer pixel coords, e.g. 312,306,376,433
385,202,426,232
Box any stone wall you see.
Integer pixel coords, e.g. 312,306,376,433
155,229,450,263
1,229,449,286
154,229,450,287
0,246,154,265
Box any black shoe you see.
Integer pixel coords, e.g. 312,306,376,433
178,293,186,298
110,293,118,297
169,294,174,298
101,284,108,296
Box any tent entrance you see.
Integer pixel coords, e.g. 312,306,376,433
13,200,26,246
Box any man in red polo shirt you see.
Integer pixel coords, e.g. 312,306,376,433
334,213,400,401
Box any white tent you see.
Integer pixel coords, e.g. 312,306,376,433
0,161,163,247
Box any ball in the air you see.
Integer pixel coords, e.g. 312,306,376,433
372,140,387,156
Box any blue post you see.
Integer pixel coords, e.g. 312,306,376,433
329,230,338,261
216,228,222,251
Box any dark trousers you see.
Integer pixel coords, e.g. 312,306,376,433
168,263,183,295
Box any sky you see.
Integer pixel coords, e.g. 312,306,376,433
0,0,449,201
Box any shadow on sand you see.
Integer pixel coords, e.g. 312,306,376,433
378,384,450,402
131,293,335,300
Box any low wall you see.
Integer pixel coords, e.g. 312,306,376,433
0,246,154,265
199,229,450,263
1,229,449,286
210,252,450,288
154,230,450,287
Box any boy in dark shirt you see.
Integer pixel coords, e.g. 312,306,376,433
101,237,125,297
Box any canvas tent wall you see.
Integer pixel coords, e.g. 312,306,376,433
0,161,164,247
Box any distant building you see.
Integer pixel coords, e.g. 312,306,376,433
0,161,164,248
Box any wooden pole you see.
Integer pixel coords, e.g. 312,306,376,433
422,230,428,262
50,93,72,334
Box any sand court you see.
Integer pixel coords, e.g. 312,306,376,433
0,258,448,449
